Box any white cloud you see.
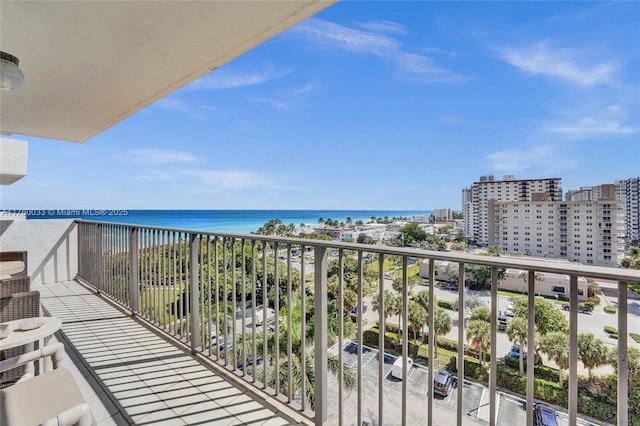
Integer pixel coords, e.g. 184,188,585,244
485,145,556,173
250,97,290,111
189,65,292,90
153,97,216,118
354,19,408,35
545,105,639,137
291,18,466,83
497,40,618,87
292,18,399,56
546,118,639,137
439,114,463,124
181,169,279,190
116,149,199,164
395,53,469,83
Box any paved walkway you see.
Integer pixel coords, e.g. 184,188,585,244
36,280,299,426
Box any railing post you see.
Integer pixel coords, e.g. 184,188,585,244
617,280,628,426
526,271,535,426
314,245,328,426
569,275,578,425
129,227,139,315
457,262,465,426
96,223,103,293
189,234,200,353
489,266,498,426
427,259,435,426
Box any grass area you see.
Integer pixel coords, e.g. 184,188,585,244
497,289,565,305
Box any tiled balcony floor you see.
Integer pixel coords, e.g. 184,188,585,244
36,280,300,426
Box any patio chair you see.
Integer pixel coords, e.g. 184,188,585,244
0,276,30,298
0,342,95,426
0,290,41,387
0,251,28,278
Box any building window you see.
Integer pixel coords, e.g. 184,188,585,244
552,286,565,293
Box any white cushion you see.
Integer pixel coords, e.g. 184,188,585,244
0,261,24,276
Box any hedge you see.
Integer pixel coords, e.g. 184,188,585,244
587,296,601,306
437,299,453,310
631,333,640,344
604,305,617,314
604,325,617,334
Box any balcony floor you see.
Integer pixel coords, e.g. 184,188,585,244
36,280,301,426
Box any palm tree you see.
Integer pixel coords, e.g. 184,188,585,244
248,293,356,410
608,346,640,377
466,319,490,365
371,290,399,331
577,333,607,380
408,301,428,343
470,306,491,323
432,308,452,357
346,217,352,226
540,331,569,386
506,316,528,375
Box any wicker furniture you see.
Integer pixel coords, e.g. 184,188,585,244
0,290,41,387
0,251,30,299
0,251,27,278
0,277,30,298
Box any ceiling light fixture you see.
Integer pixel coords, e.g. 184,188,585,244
0,51,25,90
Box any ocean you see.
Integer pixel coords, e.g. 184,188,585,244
23,209,432,234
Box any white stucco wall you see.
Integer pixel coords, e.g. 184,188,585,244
0,219,77,284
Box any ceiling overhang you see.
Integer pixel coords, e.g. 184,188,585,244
0,1,335,143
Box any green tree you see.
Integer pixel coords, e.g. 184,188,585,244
512,297,568,336
466,319,491,365
608,346,640,377
540,331,569,386
356,233,376,245
621,246,640,269
371,290,399,331
411,289,431,313
408,301,428,343
249,293,356,410
577,333,608,380
433,308,452,357
399,223,428,244
469,306,491,323
587,279,600,298
506,316,528,375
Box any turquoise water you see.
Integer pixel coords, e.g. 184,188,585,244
26,209,432,234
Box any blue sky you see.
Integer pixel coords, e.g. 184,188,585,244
3,1,639,210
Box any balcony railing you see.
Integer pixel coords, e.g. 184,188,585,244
76,220,640,426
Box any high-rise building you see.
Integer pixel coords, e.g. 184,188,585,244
492,198,624,267
462,175,562,245
617,177,640,246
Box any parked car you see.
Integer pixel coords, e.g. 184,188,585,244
561,303,593,314
433,370,453,396
497,311,509,331
391,356,413,380
351,304,368,314
441,282,458,291
505,304,515,317
534,402,559,426
507,344,527,360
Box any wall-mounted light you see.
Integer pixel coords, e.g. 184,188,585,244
0,51,25,90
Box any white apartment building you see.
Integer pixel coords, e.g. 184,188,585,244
462,175,562,246
492,199,625,267
618,177,640,246
566,179,639,247
433,208,452,221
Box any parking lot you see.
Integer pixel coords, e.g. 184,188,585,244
327,343,600,426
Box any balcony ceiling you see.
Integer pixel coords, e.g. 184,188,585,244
0,1,334,143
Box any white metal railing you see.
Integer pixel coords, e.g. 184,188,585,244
75,220,639,426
